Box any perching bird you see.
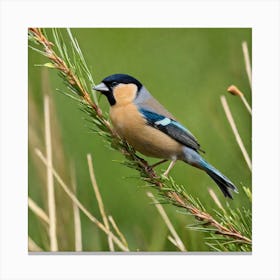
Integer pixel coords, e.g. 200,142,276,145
93,74,238,198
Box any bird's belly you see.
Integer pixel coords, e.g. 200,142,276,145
110,104,183,159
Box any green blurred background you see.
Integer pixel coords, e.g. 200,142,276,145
28,28,251,252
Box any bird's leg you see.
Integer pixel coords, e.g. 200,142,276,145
163,159,177,177
150,159,168,168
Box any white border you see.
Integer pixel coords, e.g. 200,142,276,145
1,0,279,279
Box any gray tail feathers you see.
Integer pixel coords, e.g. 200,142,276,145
200,160,238,199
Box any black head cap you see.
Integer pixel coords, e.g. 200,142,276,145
102,73,142,91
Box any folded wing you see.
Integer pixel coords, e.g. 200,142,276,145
139,108,202,152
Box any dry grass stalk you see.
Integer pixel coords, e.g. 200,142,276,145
35,148,129,251
168,236,180,248
242,41,252,88
28,197,49,225
28,236,43,252
147,191,187,251
70,162,83,251
227,85,252,115
208,188,225,213
44,95,58,251
87,154,114,251
220,95,252,171
108,215,128,248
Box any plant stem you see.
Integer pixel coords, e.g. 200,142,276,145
220,95,252,171
87,154,114,251
147,191,187,251
242,41,252,88
44,95,58,251
70,162,83,252
28,197,50,225
28,236,43,252
108,215,128,248
227,85,252,115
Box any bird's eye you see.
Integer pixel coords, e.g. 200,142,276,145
111,81,118,87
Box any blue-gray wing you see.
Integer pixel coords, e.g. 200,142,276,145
139,108,202,152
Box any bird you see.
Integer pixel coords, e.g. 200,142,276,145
93,73,238,198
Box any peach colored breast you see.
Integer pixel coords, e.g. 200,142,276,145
110,103,183,159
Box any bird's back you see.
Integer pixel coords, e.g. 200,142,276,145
134,87,175,120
